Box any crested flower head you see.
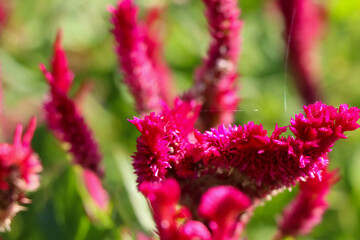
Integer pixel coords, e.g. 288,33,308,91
132,102,359,205
130,99,200,184
0,118,42,231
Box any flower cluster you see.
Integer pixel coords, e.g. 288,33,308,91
0,118,42,231
131,102,359,202
109,0,359,239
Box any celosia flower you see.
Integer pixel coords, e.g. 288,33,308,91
40,31,108,210
0,118,42,231
109,0,165,114
187,0,242,130
275,169,340,239
40,31,104,177
131,102,359,206
139,178,250,240
278,0,324,104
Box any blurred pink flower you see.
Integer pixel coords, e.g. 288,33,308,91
40,31,104,178
109,0,166,114
139,179,181,240
40,31,108,210
143,8,174,106
275,169,340,239
0,118,42,231
188,0,242,130
83,169,109,210
0,0,9,34
278,0,325,104
198,186,251,240
177,220,211,240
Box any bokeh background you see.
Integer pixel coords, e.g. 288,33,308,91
1,0,360,239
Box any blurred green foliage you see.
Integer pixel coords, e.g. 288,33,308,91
0,0,359,239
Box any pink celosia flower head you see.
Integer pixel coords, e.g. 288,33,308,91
0,118,42,231
132,102,359,204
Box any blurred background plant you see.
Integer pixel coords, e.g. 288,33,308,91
0,0,359,239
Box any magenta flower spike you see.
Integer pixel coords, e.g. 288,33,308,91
131,102,359,205
109,0,165,114
0,118,42,231
278,0,324,104
40,31,104,178
188,0,242,130
144,8,174,106
274,169,340,239
40,31,110,210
